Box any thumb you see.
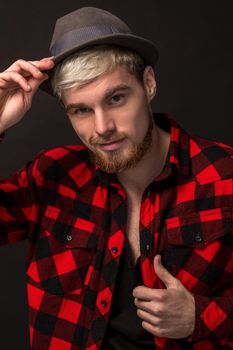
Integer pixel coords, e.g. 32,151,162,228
153,255,177,288
27,73,49,97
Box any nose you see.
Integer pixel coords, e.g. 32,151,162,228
94,108,116,136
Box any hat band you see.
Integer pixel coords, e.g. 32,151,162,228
50,25,130,57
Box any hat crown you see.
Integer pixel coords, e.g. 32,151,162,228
50,7,131,50
40,6,159,95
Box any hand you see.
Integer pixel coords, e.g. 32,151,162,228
133,255,195,339
0,57,54,133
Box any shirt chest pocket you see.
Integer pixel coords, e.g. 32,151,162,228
26,209,99,296
164,207,232,293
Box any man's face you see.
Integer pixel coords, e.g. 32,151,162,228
62,66,156,173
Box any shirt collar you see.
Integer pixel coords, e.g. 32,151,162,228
153,113,191,181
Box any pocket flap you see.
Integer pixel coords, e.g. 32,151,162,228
166,207,232,247
41,207,98,249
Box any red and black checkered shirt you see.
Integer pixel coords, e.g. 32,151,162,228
0,113,232,350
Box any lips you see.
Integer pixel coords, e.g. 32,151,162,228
99,138,124,146
97,138,126,151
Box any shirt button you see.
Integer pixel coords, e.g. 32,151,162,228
146,244,150,252
100,299,107,307
194,234,202,243
66,234,73,242
111,247,118,254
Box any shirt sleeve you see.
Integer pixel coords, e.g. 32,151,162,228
188,294,233,343
0,134,43,245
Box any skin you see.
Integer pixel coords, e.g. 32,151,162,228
133,255,195,339
0,57,195,339
0,57,54,133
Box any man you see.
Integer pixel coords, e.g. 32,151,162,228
0,6,232,350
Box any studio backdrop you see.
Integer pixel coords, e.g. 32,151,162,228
0,0,232,348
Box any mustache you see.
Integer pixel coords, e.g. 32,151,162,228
90,133,126,145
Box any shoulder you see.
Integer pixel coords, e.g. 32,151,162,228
37,144,88,162
29,144,94,186
189,134,233,185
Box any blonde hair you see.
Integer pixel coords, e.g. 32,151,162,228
51,45,145,98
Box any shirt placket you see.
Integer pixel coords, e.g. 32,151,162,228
92,182,127,349
139,188,158,289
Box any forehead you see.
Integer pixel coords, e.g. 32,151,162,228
61,66,141,105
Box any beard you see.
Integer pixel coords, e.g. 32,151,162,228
88,111,154,174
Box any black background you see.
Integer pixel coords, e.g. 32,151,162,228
0,1,232,348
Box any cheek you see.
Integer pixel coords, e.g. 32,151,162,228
115,108,140,133
123,98,150,129
127,112,149,139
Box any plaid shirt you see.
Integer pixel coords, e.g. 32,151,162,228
0,113,232,350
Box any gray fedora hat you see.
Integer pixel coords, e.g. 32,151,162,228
40,6,159,95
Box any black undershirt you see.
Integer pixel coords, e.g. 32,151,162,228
101,239,155,349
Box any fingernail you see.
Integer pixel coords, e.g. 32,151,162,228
43,56,54,61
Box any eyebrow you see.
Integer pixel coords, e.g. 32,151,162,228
65,84,131,113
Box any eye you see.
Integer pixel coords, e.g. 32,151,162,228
110,94,124,104
69,107,91,116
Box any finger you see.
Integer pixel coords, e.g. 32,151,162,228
7,58,54,77
6,59,45,79
137,308,160,326
0,71,31,91
135,298,165,317
41,56,54,61
153,255,177,288
26,74,49,97
29,58,55,72
133,285,165,301
134,298,153,313
141,321,164,337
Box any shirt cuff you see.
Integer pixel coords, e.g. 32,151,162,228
187,294,232,342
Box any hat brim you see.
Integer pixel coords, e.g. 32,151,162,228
40,33,159,96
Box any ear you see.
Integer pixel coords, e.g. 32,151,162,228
143,66,157,102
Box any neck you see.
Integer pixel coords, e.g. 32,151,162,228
117,124,170,199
